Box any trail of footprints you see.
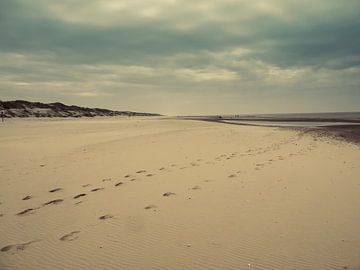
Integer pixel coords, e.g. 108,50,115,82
1,133,317,253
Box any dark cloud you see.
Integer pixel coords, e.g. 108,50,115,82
0,0,359,114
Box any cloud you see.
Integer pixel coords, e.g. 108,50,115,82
0,0,359,114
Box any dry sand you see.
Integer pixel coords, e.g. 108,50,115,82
0,117,359,270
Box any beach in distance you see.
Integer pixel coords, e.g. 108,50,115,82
0,117,359,270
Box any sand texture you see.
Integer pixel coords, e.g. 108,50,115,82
0,118,359,270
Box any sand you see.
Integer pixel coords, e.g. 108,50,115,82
0,117,359,270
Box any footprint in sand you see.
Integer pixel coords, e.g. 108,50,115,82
43,199,64,206
73,193,86,199
91,187,104,192
124,174,132,178
49,188,62,193
228,174,237,178
22,195,32,201
114,182,123,187
60,231,80,242
16,208,37,216
82,184,92,188
163,192,176,197
146,174,154,177
136,170,147,174
159,167,165,171
99,214,113,220
190,185,201,190
0,213,3,217
144,204,157,210
1,240,39,253
102,178,111,182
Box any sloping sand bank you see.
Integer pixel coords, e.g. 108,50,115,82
0,118,359,270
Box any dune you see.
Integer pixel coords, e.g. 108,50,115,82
0,117,359,270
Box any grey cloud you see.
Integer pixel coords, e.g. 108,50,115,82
0,0,359,114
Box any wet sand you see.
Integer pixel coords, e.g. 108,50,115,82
0,117,359,270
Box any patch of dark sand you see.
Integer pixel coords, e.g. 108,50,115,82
91,187,104,192
73,193,86,199
163,192,176,197
43,199,64,206
144,204,157,210
1,240,39,253
16,208,37,216
99,214,113,220
60,231,80,241
49,188,62,193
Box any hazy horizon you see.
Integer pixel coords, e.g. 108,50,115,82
0,0,359,115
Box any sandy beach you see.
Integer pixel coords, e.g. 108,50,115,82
0,117,359,270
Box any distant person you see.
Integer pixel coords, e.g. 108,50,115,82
1,111,4,122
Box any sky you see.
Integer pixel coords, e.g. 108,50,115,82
0,0,359,115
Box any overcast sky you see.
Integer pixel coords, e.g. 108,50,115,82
0,0,359,115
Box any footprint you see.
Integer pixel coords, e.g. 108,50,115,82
114,182,123,187
146,174,154,177
0,213,3,217
60,231,80,242
1,240,39,253
22,195,32,201
228,174,237,178
16,208,36,216
102,178,111,182
73,194,86,199
136,170,147,174
190,185,201,190
49,188,62,193
91,188,104,192
99,214,113,220
163,192,176,197
82,184,92,187
159,167,165,171
144,204,157,210
43,199,64,206
124,174,132,178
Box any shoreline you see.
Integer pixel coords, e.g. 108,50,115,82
179,117,360,145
